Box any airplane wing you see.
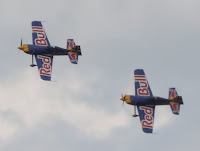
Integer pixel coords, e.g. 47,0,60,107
137,105,155,133
134,69,153,96
134,69,155,133
31,21,53,81
35,55,53,81
32,21,50,46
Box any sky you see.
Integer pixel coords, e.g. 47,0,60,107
0,0,200,150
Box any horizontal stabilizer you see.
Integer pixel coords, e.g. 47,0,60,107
169,88,183,115
67,39,81,64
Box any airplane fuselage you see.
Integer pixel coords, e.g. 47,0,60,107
18,44,70,56
124,95,172,106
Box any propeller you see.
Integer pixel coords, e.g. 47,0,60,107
17,38,23,54
121,94,126,101
20,38,22,46
121,94,126,106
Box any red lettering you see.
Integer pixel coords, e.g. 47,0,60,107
36,39,47,46
32,30,43,33
138,88,149,96
135,78,146,81
32,27,43,29
38,56,50,63
145,115,153,121
140,81,148,88
135,75,150,96
32,27,47,46
38,33,45,38
140,106,153,129
142,121,153,129
140,106,152,114
38,55,51,77
44,64,51,69
40,68,51,76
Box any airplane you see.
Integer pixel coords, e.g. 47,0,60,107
120,69,183,133
18,21,82,81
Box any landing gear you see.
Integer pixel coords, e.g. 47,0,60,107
30,54,37,67
30,64,37,67
132,105,139,117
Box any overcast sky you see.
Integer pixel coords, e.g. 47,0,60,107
0,0,200,150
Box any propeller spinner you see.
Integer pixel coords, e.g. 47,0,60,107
121,94,126,106
120,95,131,104
18,39,29,53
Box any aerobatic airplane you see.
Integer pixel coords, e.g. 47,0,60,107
18,21,82,81
121,69,183,133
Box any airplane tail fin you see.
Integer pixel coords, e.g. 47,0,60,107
67,39,82,64
168,88,183,115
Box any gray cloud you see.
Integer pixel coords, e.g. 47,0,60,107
0,0,200,150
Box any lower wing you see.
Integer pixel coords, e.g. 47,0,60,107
35,55,53,81
137,105,155,133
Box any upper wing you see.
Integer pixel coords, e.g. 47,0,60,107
137,105,155,133
35,55,53,81
134,69,153,96
32,21,50,46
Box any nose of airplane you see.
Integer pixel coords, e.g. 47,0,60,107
120,95,131,104
18,46,23,50
18,44,29,53
120,97,125,101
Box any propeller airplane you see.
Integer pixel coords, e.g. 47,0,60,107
121,69,183,133
18,21,82,81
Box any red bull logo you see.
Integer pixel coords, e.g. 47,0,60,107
170,102,179,112
70,53,77,60
68,52,77,62
32,26,48,46
67,41,75,50
38,55,51,76
135,75,150,96
140,106,153,129
169,89,177,100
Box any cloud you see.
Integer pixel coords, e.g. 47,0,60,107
0,116,19,142
154,106,176,132
0,68,130,145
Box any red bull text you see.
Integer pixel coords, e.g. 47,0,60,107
32,26,47,46
38,55,51,76
135,75,150,96
140,106,153,129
